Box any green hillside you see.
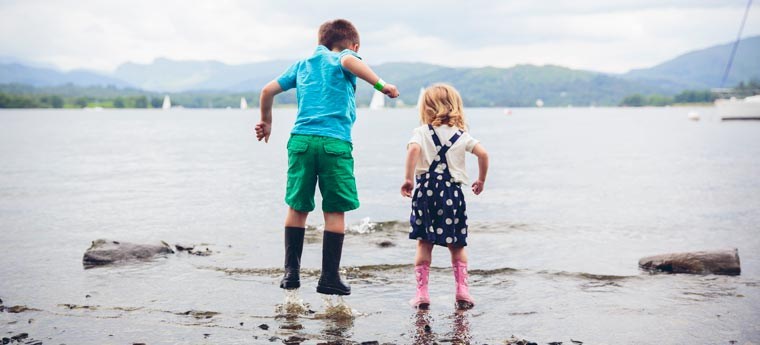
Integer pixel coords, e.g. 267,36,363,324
356,64,664,107
624,36,760,90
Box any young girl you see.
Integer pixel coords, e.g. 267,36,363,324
401,84,489,309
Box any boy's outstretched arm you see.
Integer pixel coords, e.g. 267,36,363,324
340,55,400,98
255,80,284,143
401,143,421,197
471,144,489,195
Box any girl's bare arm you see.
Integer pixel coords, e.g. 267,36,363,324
401,143,421,197
471,144,489,195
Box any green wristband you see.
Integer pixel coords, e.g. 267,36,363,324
374,79,386,91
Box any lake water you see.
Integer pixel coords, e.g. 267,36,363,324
1,107,759,344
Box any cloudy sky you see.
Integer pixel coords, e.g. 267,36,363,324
0,0,758,73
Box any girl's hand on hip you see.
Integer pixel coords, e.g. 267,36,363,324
400,179,414,197
255,122,271,143
471,180,485,195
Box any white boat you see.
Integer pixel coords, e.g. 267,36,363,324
240,97,248,110
535,99,544,108
687,111,700,121
369,90,384,110
715,96,760,120
416,87,425,109
162,95,171,110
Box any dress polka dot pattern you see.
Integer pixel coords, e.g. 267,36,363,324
409,125,469,247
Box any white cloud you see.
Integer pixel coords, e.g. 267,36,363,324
0,0,758,73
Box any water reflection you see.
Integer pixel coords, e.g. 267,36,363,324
412,309,436,344
451,309,472,344
411,308,473,345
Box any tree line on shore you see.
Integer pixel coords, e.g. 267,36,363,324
619,80,760,107
1,80,758,109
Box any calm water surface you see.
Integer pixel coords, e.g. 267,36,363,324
1,107,759,344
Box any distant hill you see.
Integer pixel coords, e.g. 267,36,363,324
0,63,130,88
2,36,759,106
113,58,292,92
359,63,664,107
624,35,760,90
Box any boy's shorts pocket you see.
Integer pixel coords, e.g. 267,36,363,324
323,141,352,156
287,136,309,153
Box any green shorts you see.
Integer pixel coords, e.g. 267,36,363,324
285,134,360,213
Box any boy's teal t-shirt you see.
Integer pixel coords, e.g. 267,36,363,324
276,45,361,143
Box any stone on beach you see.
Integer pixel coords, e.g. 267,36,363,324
638,248,740,275
83,239,174,267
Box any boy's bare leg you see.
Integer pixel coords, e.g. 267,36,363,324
281,207,308,290
285,208,309,228
317,211,351,295
415,241,434,266
323,212,345,233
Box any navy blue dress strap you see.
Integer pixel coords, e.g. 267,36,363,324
427,124,443,147
427,126,464,173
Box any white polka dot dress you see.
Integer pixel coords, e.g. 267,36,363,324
409,125,469,247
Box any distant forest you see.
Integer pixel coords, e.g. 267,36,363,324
1,81,758,109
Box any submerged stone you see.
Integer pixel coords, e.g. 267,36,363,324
83,239,174,267
638,248,741,275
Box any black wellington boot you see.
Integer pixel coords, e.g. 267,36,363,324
280,227,305,289
316,231,351,295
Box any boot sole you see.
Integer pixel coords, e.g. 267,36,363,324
316,285,351,296
455,300,474,310
280,281,300,289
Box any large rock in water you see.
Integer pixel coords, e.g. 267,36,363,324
83,239,174,267
638,248,740,275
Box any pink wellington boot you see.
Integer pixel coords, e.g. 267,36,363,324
409,263,431,309
452,260,475,308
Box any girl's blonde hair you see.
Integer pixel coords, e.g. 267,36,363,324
419,83,467,130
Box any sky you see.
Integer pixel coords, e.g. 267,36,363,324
0,0,758,73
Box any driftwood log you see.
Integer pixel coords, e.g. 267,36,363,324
638,248,740,275
83,239,174,268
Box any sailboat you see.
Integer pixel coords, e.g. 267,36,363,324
416,87,425,109
240,97,248,110
714,0,759,120
162,95,171,110
716,95,760,120
369,90,384,110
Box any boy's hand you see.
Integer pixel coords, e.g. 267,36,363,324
382,84,400,98
400,179,414,197
255,122,271,143
471,180,485,195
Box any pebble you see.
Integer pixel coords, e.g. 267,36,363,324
258,323,269,330
7,305,30,313
361,342,380,345
10,333,28,341
423,325,431,333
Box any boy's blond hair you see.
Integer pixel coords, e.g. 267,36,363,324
419,83,467,130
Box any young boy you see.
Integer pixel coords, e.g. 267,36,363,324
255,19,399,296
